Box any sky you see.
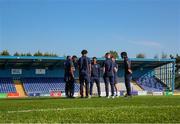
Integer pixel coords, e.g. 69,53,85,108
0,0,179,58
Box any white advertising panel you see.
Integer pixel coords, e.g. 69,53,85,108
152,92,163,96
36,69,46,74
11,69,22,75
138,91,147,96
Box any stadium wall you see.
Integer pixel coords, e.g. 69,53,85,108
0,68,64,78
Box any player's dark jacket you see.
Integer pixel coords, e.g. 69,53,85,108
91,63,100,78
123,58,131,75
103,58,114,77
64,59,74,82
78,56,91,77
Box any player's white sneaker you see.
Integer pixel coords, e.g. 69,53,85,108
112,96,115,99
106,96,110,99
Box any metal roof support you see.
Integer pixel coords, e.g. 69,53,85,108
172,61,176,93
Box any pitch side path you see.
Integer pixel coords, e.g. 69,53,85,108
0,96,180,123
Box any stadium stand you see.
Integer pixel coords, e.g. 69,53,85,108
135,75,165,92
21,78,80,95
0,56,176,97
0,78,16,93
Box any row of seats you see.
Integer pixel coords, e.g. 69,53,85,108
0,78,16,93
2,76,163,94
21,78,80,94
0,78,80,94
135,76,164,92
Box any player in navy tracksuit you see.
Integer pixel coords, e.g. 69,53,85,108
78,50,91,98
103,53,115,98
111,55,119,97
121,52,132,97
90,57,101,97
64,56,75,98
71,55,78,97
72,55,78,70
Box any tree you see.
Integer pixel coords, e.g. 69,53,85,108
14,52,20,56
154,54,159,59
169,54,174,59
109,50,119,59
136,53,146,58
26,52,32,56
34,51,43,56
0,50,10,56
19,53,27,56
44,52,58,57
51,53,58,57
43,52,51,57
176,54,180,63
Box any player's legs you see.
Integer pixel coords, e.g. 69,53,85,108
90,78,94,96
109,76,115,96
125,74,132,96
85,76,90,97
114,83,119,96
95,78,101,97
79,76,84,98
65,81,69,97
70,79,74,97
103,76,109,97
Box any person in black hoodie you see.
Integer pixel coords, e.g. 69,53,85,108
121,52,132,97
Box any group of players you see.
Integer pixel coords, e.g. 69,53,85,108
64,50,132,98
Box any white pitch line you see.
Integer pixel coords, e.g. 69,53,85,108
5,105,180,114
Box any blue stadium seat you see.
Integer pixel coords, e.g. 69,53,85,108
21,78,80,95
135,76,164,92
0,78,16,93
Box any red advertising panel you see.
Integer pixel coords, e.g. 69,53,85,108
50,91,62,97
7,92,20,98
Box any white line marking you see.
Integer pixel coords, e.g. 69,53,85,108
5,105,180,113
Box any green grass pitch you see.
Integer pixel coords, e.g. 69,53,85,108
0,96,180,123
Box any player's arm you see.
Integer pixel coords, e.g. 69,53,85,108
77,58,81,70
127,60,132,74
70,62,75,77
102,62,105,74
88,58,91,76
89,64,91,76
114,64,118,73
98,65,101,78
114,67,118,73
